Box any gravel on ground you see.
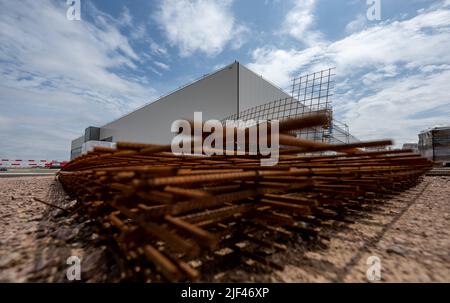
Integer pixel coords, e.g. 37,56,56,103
0,176,119,282
0,176,449,282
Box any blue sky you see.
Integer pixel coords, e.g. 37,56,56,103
1,0,449,159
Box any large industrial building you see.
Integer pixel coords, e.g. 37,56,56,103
71,61,356,159
418,126,450,163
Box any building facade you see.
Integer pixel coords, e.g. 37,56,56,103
71,62,294,158
70,62,356,159
418,126,450,163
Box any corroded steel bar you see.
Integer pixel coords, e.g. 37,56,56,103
143,244,181,282
57,134,432,282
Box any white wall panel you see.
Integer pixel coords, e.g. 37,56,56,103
70,62,297,158
238,64,291,112
99,63,238,145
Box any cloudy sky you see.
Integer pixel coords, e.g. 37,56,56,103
1,0,449,160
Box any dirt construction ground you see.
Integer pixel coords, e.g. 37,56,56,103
0,176,449,282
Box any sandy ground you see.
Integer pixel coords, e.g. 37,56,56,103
0,176,118,282
268,177,450,282
0,176,449,282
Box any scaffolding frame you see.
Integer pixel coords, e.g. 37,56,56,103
223,68,339,143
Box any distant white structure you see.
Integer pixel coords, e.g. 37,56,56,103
418,126,450,163
402,143,419,153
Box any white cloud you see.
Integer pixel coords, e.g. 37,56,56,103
154,61,170,71
118,7,133,27
361,65,398,85
130,23,147,40
345,14,367,33
0,0,157,159
154,0,247,56
251,4,450,84
231,24,251,50
248,4,450,145
248,46,326,86
149,39,168,56
283,0,323,45
339,70,450,144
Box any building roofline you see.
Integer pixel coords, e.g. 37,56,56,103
419,126,450,134
239,63,291,96
72,60,292,140
99,61,239,130
71,62,240,140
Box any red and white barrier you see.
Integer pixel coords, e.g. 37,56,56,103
0,159,66,168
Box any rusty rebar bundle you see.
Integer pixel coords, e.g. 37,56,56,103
57,113,432,281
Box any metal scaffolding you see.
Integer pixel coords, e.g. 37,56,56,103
222,67,357,144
